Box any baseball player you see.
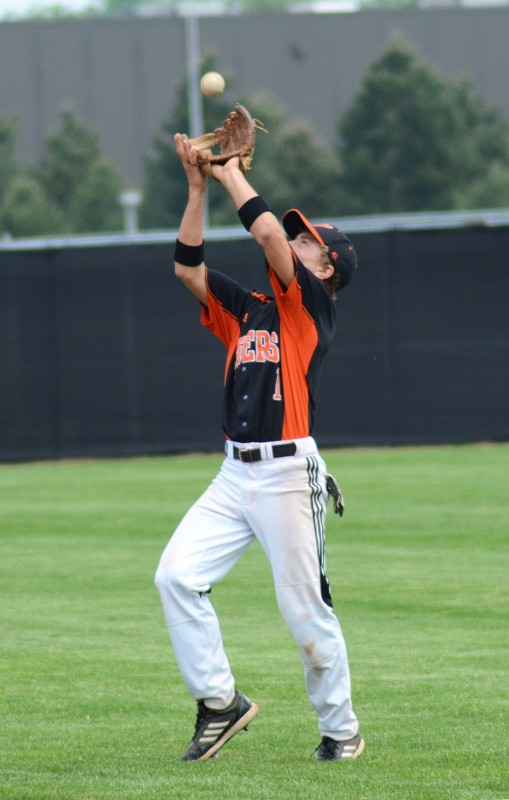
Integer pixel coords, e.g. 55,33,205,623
154,132,364,762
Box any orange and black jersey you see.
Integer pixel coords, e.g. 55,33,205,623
200,257,336,443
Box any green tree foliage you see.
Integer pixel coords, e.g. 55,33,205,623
35,108,123,232
0,116,64,237
36,107,96,209
244,96,341,221
0,118,18,209
233,0,289,10
338,39,509,214
141,58,341,229
456,163,509,210
359,0,418,7
1,108,123,237
99,0,292,15
101,0,143,16
0,117,64,237
1,176,64,237
68,160,123,233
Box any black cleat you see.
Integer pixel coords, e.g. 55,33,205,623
315,733,365,761
181,690,259,762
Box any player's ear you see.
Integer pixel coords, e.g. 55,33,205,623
317,263,334,281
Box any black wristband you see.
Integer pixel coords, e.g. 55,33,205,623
237,196,271,231
174,238,204,267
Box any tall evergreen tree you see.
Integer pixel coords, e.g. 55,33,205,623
337,39,509,214
35,108,123,232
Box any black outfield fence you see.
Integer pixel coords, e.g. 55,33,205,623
1,215,508,461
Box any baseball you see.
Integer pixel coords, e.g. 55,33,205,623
200,71,225,97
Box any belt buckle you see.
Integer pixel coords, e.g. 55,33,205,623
239,447,259,463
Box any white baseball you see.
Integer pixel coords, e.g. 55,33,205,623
200,71,225,97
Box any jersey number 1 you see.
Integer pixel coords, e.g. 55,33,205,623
273,367,282,401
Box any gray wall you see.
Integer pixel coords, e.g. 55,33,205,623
2,7,509,186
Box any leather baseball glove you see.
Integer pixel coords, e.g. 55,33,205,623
188,104,267,177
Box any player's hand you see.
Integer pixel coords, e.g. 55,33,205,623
174,133,208,190
210,156,242,185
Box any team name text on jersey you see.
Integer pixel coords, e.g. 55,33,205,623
235,330,280,368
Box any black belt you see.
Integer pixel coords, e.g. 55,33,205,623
233,442,297,463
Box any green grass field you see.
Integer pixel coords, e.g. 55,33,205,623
1,444,508,800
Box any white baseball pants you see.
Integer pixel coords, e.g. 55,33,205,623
155,437,359,740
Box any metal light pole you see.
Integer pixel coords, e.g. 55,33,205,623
185,14,209,229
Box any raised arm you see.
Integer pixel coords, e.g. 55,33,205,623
211,159,296,289
174,135,296,293
173,133,208,305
